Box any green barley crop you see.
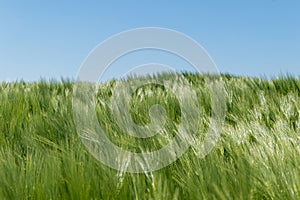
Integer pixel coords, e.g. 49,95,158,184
0,73,299,199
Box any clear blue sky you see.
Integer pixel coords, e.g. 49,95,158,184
0,0,299,81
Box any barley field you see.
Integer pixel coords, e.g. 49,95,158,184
0,73,299,199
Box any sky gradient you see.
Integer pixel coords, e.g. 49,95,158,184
0,1,299,81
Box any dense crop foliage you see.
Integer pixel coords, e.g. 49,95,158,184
0,74,299,199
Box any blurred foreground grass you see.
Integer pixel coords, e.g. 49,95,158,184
0,73,300,199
